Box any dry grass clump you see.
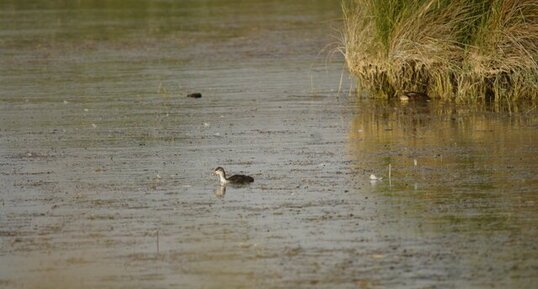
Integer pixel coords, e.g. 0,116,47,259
342,0,538,103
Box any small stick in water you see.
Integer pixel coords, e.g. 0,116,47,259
388,163,392,187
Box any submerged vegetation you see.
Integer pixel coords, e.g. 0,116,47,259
342,0,538,103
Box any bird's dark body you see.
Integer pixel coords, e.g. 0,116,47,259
227,174,254,184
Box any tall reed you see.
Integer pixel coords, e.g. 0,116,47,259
342,0,538,102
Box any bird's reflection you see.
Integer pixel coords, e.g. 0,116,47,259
214,185,226,198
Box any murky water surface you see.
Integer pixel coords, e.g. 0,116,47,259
1,1,538,288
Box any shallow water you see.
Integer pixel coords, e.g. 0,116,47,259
1,1,538,289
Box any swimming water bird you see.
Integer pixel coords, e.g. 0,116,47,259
213,167,254,185
399,91,430,102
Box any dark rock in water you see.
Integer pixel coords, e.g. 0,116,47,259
187,93,202,98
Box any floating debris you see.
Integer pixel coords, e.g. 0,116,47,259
369,174,383,181
187,93,202,98
371,254,385,259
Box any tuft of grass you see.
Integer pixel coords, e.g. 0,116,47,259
342,0,538,103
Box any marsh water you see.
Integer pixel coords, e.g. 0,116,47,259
1,1,538,288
